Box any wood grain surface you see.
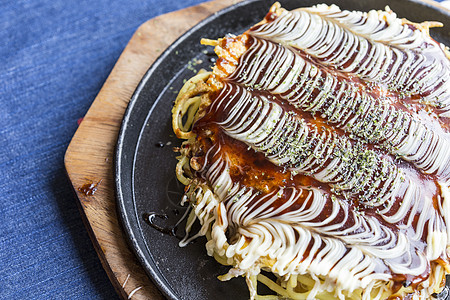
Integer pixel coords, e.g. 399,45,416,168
64,1,242,299
64,0,448,299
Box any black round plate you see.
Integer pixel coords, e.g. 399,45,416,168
115,1,450,299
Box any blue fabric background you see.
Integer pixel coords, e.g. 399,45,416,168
0,0,445,299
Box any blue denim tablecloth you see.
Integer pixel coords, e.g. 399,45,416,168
0,0,447,299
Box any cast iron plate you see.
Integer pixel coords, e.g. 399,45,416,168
116,0,450,299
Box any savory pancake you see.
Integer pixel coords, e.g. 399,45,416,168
172,3,450,299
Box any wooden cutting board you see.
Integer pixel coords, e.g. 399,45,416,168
64,0,448,299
